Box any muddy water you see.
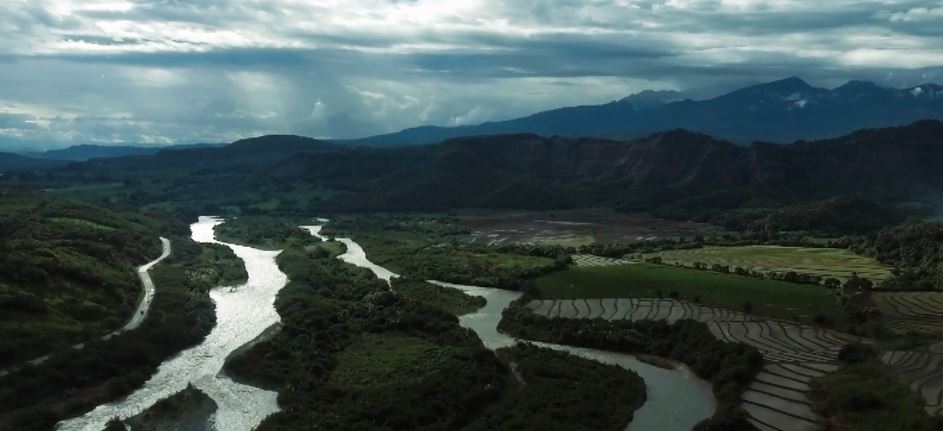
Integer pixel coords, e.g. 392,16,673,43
57,216,300,431
428,281,717,431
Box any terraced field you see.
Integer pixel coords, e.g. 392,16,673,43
527,298,854,431
873,292,943,335
572,254,633,267
881,351,943,416
536,263,846,323
872,292,943,417
640,246,891,283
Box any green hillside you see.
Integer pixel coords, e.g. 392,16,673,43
0,187,170,367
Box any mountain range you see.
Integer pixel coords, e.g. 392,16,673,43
24,143,224,161
0,153,70,174
33,119,943,233
341,77,943,146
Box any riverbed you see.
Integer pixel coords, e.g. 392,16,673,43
57,216,297,431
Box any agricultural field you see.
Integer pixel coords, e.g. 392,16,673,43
457,208,720,246
534,264,846,324
640,245,891,283
571,254,633,267
872,292,943,335
524,297,853,431
880,350,943,417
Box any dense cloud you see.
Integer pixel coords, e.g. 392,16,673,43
1,0,942,149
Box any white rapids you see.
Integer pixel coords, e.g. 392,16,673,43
57,216,300,431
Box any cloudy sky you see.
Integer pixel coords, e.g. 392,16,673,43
2,0,943,150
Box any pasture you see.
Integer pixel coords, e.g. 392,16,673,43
534,264,846,322
640,245,891,283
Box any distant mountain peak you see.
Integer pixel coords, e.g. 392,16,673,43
344,76,943,147
617,89,684,109
835,80,882,92
760,76,814,92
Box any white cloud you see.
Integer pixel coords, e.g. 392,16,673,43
0,0,941,148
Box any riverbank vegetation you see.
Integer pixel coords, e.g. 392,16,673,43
811,345,943,431
323,215,564,290
0,233,242,431
215,215,314,250
394,278,485,315
465,344,646,431
124,384,217,431
499,301,763,431
225,240,509,430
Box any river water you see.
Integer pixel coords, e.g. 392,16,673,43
308,226,717,431
335,237,399,286
427,281,717,431
57,216,296,431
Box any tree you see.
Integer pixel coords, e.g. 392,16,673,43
741,301,753,314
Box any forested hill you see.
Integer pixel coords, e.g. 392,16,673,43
0,153,69,173
10,121,943,233
0,187,171,368
270,120,943,215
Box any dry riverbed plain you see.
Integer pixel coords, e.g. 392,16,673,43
456,209,720,246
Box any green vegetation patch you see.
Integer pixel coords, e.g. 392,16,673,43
641,245,891,283
464,344,646,431
331,333,453,389
325,216,561,290
536,263,845,322
394,278,485,315
151,239,247,291
813,360,943,431
123,385,217,431
215,216,313,250
0,187,171,368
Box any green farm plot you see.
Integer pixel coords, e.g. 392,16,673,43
535,264,845,322
641,245,891,282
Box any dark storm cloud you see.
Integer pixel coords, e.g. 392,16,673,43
0,0,942,149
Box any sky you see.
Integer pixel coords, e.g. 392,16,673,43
2,0,943,150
